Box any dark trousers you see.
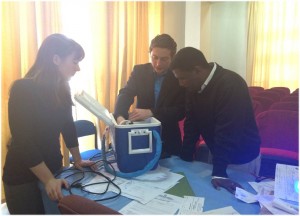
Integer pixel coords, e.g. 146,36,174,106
3,181,45,214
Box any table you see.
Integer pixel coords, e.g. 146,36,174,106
40,156,261,214
160,156,260,214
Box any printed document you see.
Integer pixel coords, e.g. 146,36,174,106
235,187,258,204
200,206,240,215
274,164,299,202
249,180,274,196
85,165,184,204
119,193,183,215
177,196,205,215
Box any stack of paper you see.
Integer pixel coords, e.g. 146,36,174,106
84,165,208,214
236,163,299,215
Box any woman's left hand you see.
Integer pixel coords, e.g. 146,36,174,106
73,159,95,170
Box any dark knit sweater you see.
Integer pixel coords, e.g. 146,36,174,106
3,79,78,185
181,64,260,177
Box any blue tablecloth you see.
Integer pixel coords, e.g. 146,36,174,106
41,156,260,214
160,156,260,214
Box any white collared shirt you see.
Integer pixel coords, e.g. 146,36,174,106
198,63,216,94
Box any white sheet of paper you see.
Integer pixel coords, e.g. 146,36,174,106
235,187,258,203
248,181,274,195
200,206,240,215
258,195,297,215
133,171,184,190
119,180,165,204
178,196,205,215
274,164,299,202
84,165,183,204
133,165,170,181
119,193,183,215
272,198,299,215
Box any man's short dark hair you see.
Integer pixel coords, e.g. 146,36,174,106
170,47,209,71
149,34,177,57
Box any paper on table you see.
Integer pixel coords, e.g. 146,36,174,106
134,170,184,191
133,165,170,181
178,196,205,215
119,180,165,204
258,195,298,215
235,187,258,204
248,181,274,196
119,193,183,215
118,167,183,203
272,198,299,215
274,164,299,202
84,165,183,204
200,206,240,215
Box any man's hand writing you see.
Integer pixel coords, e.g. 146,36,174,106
116,116,126,124
128,109,153,121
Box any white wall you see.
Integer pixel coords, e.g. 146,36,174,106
209,2,248,78
163,1,248,79
185,2,201,49
163,2,186,50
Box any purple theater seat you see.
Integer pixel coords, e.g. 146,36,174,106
257,90,281,102
280,95,299,102
256,110,299,177
269,101,299,112
291,88,299,96
252,96,275,111
269,87,290,99
252,99,264,117
248,86,264,92
260,148,298,161
256,110,298,151
248,88,261,97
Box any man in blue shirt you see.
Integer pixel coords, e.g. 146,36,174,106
114,34,185,158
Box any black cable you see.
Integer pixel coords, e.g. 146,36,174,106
255,176,274,183
55,155,121,202
54,130,122,202
251,173,274,183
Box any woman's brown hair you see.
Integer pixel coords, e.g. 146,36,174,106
25,33,85,108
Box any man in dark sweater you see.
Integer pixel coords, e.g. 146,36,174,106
170,47,261,194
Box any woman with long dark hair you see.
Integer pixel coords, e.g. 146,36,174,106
2,34,94,214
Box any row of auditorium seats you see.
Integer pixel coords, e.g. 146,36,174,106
249,86,298,116
248,86,299,178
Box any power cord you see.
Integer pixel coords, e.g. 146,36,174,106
55,158,121,202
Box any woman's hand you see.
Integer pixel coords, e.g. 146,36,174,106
45,178,69,201
211,178,243,194
69,147,96,170
73,159,95,170
30,162,69,201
